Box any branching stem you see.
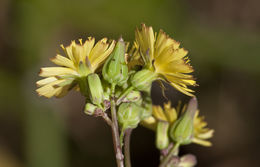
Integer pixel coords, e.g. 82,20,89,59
159,142,180,167
110,83,124,167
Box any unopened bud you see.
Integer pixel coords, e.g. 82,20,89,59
102,38,128,86
84,103,97,115
87,73,104,105
130,69,157,91
179,154,197,167
117,103,141,129
122,90,141,103
156,121,170,150
170,97,197,145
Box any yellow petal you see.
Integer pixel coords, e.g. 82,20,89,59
140,116,157,131
153,105,168,121
89,39,115,71
54,85,70,98
83,37,95,62
165,75,196,87
62,42,75,62
164,106,177,123
196,129,214,139
51,54,75,69
39,67,77,77
192,138,212,147
71,41,84,64
36,80,65,98
154,30,180,59
170,82,194,96
135,24,155,60
36,77,57,86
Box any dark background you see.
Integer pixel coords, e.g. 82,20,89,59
0,0,260,166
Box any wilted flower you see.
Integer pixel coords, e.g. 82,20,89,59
142,100,214,147
132,24,196,96
36,37,115,98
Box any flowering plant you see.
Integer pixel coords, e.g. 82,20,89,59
36,24,213,167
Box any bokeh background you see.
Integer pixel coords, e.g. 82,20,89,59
1,0,260,166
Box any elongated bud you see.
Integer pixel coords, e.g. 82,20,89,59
122,90,141,103
87,73,104,105
179,154,197,167
170,97,197,145
130,69,157,91
102,38,128,86
84,103,97,115
156,121,170,150
117,103,141,129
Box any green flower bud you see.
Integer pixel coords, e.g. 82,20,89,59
130,69,157,91
117,103,141,130
84,103,97,115
102,38,128,86
179,154,197,167
122,90,141,103
87,73,104,105
169,97,197,145
156,121,170,150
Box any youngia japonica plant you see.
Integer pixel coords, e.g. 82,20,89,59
36,24,214,167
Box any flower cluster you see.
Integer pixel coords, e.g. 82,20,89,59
36,24,213,167
142,100,214,147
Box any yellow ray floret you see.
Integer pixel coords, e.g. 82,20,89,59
142,101,214,147
36,37,115,98
134,24,196,96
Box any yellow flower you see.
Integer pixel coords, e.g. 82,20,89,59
36,37,115,98
142,101,214,147
133,24,196,96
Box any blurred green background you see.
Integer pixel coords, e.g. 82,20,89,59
0,0,260,166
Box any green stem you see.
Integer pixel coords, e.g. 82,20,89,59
124,129,133,167
116,86,134,105
159,142,180,167
120,129,125,147
110,83,124,167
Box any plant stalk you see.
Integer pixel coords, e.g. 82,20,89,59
159,142,180,167
124,129,133,167
111,83,124,167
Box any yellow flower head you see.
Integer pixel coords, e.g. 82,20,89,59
133,24,196,96
36,37,115,98
142,101,214,147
